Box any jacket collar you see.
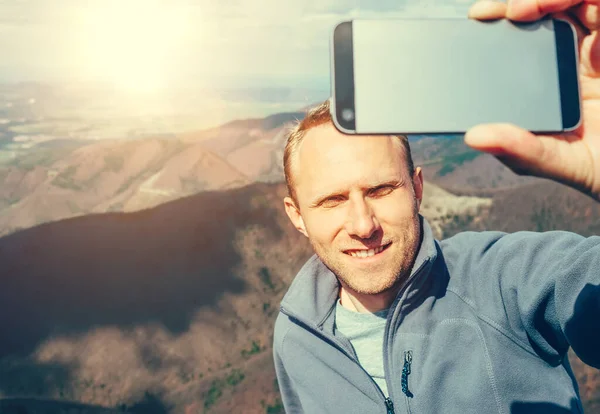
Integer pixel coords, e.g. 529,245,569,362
280,215,439,328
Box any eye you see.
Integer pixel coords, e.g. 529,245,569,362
369,185,395,197
321,195,346,208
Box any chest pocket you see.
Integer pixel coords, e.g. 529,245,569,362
394,319,505,414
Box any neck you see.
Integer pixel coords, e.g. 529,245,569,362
339,284,400,314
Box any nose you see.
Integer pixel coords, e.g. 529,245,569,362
345,196,380,239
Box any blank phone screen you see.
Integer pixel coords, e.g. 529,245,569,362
351,19,564,134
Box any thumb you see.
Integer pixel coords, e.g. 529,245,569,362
464,123,551,177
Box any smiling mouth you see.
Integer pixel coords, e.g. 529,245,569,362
344,242,392,258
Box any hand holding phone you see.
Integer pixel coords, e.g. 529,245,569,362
464,0,600,202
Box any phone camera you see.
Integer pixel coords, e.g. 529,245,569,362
341,108,355,122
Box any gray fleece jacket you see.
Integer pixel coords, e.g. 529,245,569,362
273,217,600,414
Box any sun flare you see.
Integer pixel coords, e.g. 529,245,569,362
76,0,192,93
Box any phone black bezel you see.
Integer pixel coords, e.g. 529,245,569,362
332,21,356,133
331,18,581,135
554,18,581,131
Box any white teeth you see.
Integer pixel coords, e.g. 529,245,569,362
349,245,386,258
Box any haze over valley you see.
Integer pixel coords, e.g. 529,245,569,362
0,81,599,413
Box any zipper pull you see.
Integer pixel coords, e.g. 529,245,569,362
385,397,395,414
401,350,413,398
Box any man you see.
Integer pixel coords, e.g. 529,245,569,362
273,0,600,413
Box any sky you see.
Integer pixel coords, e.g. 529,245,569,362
0,0,476,91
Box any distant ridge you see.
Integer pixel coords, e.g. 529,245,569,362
219,111,306,131
299,101,326,111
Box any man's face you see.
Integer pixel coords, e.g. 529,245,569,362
284,122,423,296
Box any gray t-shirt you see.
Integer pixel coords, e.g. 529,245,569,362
334,299,389,397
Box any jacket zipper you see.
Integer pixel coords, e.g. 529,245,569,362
401,350,413,398
385,397,395,414
401,351,413,414
280,257,431,414
280,306,393,413
381,258,430,411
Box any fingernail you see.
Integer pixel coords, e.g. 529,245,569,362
464,125,493,145
507,0,527,15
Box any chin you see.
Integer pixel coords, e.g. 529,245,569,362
341,273,401,296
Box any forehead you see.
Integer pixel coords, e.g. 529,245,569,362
293,123,407,196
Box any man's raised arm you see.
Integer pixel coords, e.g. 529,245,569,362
442,229,600,368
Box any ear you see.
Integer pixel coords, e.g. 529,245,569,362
412,167,424,211
284,196,309,237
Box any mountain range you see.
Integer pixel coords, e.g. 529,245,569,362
0,107,598,413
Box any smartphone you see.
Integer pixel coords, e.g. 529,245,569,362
330,17,581,135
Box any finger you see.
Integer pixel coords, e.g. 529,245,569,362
506,0,600,21
468,0,508,20
465,123,546,161
571,3,600,30
463,123,579,183
580,30,600,75
553,11,589,42
465,124,596,196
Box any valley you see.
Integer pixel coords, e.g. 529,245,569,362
0,103,598,414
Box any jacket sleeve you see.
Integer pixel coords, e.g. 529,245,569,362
444,230,600,368
273,315,304,413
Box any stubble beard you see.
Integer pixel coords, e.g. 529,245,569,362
311,214,422,297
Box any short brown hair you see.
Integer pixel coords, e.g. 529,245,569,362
283,99,415,204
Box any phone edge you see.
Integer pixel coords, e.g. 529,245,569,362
331,17,576,136
554,18,582,133
330,20,357,134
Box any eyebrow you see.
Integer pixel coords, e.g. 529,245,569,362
308,178,405,208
